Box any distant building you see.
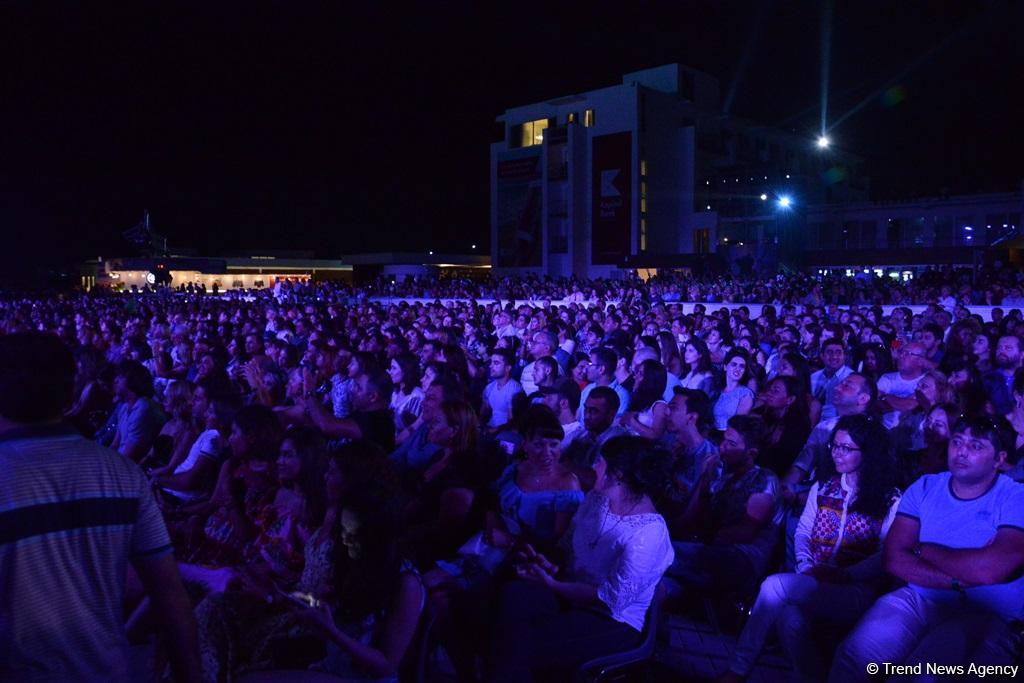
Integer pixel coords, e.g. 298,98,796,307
490,63,865,278
804,191,1024,275
80,253,353,292
79,251,489,292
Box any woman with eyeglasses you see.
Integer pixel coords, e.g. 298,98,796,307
716,414,898,683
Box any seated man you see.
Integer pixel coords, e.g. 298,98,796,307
665,415,782,600
829,416,1024,682
110,359,167,462
658,387,718,534
561,386,626,490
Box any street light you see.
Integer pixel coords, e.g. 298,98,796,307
777,195,792,209
817,135,831,149
760,193,768,201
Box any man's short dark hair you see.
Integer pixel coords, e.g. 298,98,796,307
364,368,394,404
851,373,878,404
0,332,75,423
821,336,846,353
922,323,944,341
590,347,617,376
727,414,764,451
952,415,1016,457
672,386,711,433
116,360,155,399
587,385,620,414
535,356,558,376
491,347,514,368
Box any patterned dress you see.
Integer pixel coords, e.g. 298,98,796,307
195,521,339,681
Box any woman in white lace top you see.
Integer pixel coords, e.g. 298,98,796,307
489,436,674,682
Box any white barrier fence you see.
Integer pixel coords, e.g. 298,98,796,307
366,297,1004,322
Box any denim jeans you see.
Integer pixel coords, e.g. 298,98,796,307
828,586,1018,683
729,572,877,682
488,580,640,683
666,541,757,598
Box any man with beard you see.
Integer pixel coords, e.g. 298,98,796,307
982,335,1023,415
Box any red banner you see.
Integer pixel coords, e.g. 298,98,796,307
591,132,632,264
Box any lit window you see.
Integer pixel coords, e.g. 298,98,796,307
640,219,648,251
584,109,595,127
640,160,647,176
517,118,550,148
640,197,647,213
640,181,647,198
567,112,576,124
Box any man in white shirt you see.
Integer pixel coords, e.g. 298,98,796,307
520,330,560,395
877,341,927,429
481,348,524,431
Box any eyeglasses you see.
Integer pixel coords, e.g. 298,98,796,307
829,442,861,455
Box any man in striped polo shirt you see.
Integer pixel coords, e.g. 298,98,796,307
0,332,200,682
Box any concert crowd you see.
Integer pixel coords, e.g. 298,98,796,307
3,267,1024,682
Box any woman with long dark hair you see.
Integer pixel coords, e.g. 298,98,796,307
242,492,424,682
711,349,755,432
854,342,893,383
657,330,683,377
717,414,899,683
401,400,483,566
776,351,822,426
680,338,715,395
387,352,423,433
622,359,669,440
753,375,812,477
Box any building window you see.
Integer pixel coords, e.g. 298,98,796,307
584,109,595,127
693,228,709,254
640,219,648,251
640,159,647,177
567,112,577,124
511,118,551,148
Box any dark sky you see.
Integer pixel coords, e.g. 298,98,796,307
1,1,1021,277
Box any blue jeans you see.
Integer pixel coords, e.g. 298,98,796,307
828,587,1018,683
666,541,757,598
729,572,877,682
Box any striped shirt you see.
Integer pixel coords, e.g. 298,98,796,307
0,423,172,682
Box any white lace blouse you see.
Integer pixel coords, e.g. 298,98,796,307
565,491,674,631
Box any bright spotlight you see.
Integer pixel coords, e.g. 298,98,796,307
817,135,830,149
760,193,768,201
777,195,792,209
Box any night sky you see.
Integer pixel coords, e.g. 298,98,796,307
1,2,1021,281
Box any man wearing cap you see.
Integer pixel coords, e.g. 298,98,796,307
539,377,583,451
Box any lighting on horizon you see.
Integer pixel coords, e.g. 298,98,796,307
777,195,792,209
817,135,831,149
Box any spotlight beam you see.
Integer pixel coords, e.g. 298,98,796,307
722,0,770,115
820,0,832,136
831,6,999,129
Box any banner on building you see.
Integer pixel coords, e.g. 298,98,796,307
591,132,632,265
496,153,543,268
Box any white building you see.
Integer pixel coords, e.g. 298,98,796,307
490,64,865,278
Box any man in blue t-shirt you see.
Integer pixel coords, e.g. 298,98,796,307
829,416,1024,682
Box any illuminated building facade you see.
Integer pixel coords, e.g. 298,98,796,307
490,64,867,278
